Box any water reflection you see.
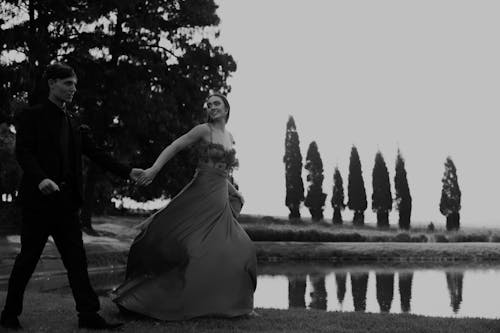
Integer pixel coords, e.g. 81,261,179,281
2,263,499,318
398,272,413,313
335,272,346,306
309,274,327,310
350,272,368,311
288,275,306,308
376,273,394,313
255,263,500,319
446,272,463,313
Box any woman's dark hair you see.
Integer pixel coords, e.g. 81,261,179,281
206,93,230,123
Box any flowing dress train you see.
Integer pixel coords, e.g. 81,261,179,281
111,136,256,320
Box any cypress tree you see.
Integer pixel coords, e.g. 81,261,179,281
304,141,327,221
331,167,345,224
372,151,392,228
439,157,461,231
283,116,304,219
394,149,412,229
347,146,367,225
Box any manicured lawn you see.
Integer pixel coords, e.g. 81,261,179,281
1,292,499,333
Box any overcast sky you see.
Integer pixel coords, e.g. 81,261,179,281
214,0,500,227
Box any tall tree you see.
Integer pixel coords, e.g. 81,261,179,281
304,141,326,221
394,149,412,229
0,0,236,224
331,166,345,224
283,116,304,219
372,151,392,228
347,146,367,225
439,157,461,231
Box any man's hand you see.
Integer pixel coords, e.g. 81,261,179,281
129,168,145,182
38,178,60,195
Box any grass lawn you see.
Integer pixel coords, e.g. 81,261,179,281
1,292,499,333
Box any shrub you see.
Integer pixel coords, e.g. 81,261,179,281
393,233,411,242
434,234,449,242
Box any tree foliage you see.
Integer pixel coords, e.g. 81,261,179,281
372,151,392,228
347,146,367,225
394,149,412,229
331,166,345,224
440,156,461,230
0,0,236,217
283,116,304,219
304,141,326,221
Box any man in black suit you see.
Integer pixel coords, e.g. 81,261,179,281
0,63,143,330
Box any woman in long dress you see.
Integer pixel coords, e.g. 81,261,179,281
111,93,257,320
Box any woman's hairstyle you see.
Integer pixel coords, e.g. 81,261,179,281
206,93,230,123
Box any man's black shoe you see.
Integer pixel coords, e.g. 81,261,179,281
0,313,22,330
78,313,123,330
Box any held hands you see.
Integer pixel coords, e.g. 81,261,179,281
129,168,156,186
38,178,60,195
129,168,145,182
129,167,157,186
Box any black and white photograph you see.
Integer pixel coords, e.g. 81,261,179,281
1,0,500,332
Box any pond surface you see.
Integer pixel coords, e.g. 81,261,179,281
2,262,500,319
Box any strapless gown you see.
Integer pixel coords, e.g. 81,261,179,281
111,165,257,320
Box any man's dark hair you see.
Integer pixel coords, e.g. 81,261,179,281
43,63,76,81
29,62,77,105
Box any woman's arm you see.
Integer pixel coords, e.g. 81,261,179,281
228,179,244,205
137,124,209,185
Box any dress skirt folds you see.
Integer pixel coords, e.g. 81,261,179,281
111,166,257,320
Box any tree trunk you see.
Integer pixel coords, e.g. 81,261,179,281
398,210,411,230
353,211,365,226
446,212,460,231
288,204,301,220
332,208,343,225
310,209,323,222
377,210,389,228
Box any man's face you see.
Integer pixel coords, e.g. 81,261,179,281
48,76,77,103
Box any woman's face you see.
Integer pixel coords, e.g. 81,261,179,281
206,96,228,122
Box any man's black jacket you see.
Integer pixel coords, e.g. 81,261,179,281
15,100,131,209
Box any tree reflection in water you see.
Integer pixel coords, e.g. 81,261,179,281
309,274,327,310
376,272,394,313
398,272,413,313
350,272,369,312
446,271,464,313
288,275,307,308
335,272,347,307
